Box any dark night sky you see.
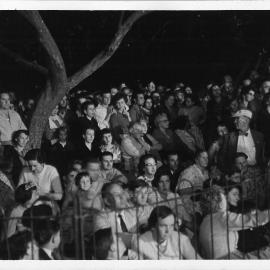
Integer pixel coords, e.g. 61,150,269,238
1,10,270,98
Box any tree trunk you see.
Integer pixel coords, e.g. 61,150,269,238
17,11,149,150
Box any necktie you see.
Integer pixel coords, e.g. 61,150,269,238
239,132,248,136
118,213,128,232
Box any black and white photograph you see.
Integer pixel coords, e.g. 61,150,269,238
1,2,270,263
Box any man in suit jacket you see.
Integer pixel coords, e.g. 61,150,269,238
217,109,265,174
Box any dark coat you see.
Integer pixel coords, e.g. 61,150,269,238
76,141,101,161
217,130,265,174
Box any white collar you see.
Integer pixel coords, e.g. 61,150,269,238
42,247,54,259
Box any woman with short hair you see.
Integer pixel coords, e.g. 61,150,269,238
131,205,200,259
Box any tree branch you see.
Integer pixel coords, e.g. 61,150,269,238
0,43,48,76
67,11,150,91
19,11,67,93
118,11,125,29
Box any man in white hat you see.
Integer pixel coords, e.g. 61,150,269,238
215,109,265,173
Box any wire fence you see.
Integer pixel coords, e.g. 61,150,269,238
1,170,270,260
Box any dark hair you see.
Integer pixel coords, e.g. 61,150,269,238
82,125,95,136
84,158,100,168
100,128,112,137
111,93,126,107
89,228,113,259
15,184,36,205
164,91,175,101
223,180,242,194
241,85,255,97
194,149,207,160
34,218,60,246
235,152,248,160
75,172,90,187
22,204,53,230
138,154,157,175
148,206,174,229
128,179,148,192
152,170,172,190
101,182,116,199
100,151,113,161
0,230,32,259
165,151,179,159
11,129,28,146
24,149,44,163
55,126,69,139
81,100,95,115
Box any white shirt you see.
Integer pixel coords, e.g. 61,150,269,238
59,141,66,148
85,142,92,151
18,164,61,195
132,230,199,259
95,104,109,129
42,248,54,259
237,129,256,165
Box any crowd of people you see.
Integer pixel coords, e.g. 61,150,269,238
1,68,270,259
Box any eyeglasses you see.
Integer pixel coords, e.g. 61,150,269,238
159,119,169,123
145,163,157,167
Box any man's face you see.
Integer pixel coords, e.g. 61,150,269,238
116,98,126,111
16,132,29,148
217,126,228,137
131,124,144,139
230,172,241,183
85,104,95,118
152,93,160,104
230,100,238,113
110,88,118,96
102,93,111,106
166,95,175,107
262,81,270,94
145,98,153,110
102,133,112,145
196,152,208,168
0,93,10,110
156,214,175,242
212,86,221,97
167,154,179,171
106,184,126,210
227,188,240,207
148,82,156,92
28,160,43,174
234,116,250,132
140,121,148,134
73,164,82,173
157,115,169,129
85,162,100,182
235,156,248,171
101,155,113,171
245,90,255,102
83,128,95,144
144,157,157,176
133,186,148,206
158,175,171,194
136,94,145,106
176,92,185,104
66,170,78,183
59,130,67,142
